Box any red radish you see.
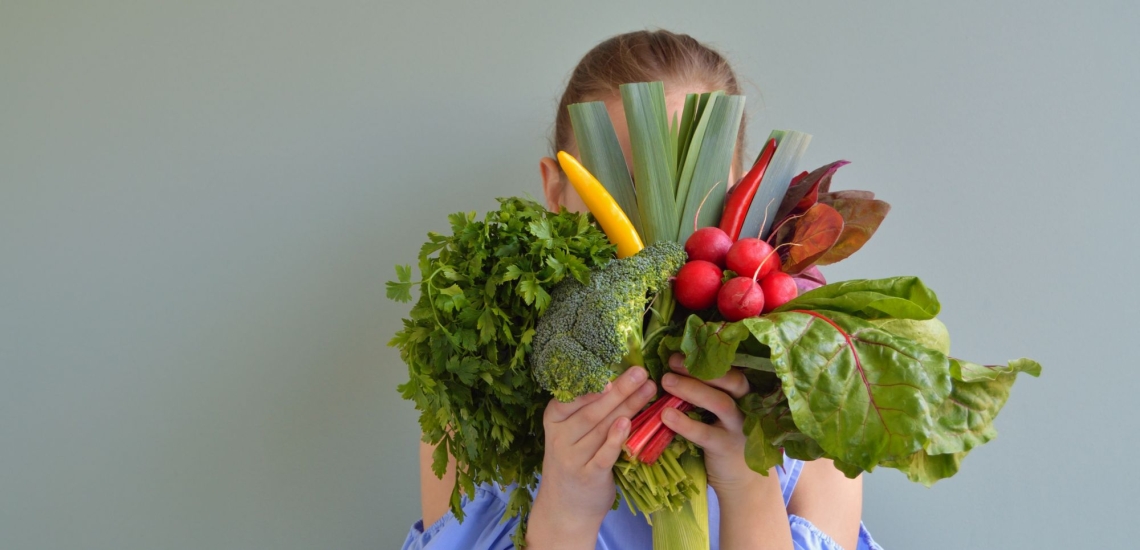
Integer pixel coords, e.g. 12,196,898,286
673,260,723,310
684,227,733,267
760,271,798,313
717,276,765,321
725,238,780,280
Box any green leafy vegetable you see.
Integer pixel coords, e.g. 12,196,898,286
869,317,951,355
775,276,941,320
657,277,1039,487
389,197,615,544
884,357,1041,485
744,310,953,471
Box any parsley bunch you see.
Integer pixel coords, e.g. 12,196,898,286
387,197,615,537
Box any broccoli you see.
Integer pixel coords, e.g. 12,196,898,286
531,240,687,402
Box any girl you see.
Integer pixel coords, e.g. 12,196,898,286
404,30,883,550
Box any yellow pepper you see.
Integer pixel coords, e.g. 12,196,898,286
557,151,645,258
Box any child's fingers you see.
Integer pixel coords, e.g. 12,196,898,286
668,354,750,399
660,407,719,449
576,379,655,449
586,416,630,472
668,353,689,374
661,372,744,432
543,386,610,424
572,367,648,432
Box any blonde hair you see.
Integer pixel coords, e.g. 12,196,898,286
552,30,747,174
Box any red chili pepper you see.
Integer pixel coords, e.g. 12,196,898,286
719,138,778,241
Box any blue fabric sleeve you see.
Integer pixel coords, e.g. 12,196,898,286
401,485,518,550
788,514,883,550
402,462,885,550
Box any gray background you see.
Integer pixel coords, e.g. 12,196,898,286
2,1,1136,549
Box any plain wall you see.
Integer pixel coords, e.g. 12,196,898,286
3,1,1137,548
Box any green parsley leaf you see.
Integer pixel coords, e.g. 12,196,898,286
386,197,616,543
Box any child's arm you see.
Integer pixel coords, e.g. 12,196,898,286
786,459,863,550
418,441,455,528
526,366,656,549
659,356,795,549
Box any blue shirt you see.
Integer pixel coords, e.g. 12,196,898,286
402,455,882,549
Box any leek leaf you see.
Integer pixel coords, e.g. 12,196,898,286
621,82,678,245
677,94,745,243
674,92,723,228
568,102,642,237
739,130,812,240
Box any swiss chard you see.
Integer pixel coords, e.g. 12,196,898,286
744,310,952,470
662,276,1039,485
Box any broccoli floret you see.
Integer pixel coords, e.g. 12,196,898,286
531,241,687,402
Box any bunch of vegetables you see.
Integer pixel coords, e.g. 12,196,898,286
388,81,1040,549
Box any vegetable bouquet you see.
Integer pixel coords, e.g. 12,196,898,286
388,81,1040,548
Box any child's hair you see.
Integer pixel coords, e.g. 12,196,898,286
552,30,747,174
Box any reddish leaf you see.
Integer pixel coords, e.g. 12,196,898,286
791,265,827,293
819,189,875,203
769,211,801,247
783,203,844,274
795,183,820,212
816,198,891,265
774,161,850,224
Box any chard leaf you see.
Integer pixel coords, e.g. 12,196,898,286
774,276,941,320
739,388,793,474
951,357,1042,382
927,358,1042,455
674,314,752,380
743,310,953,471
882,449,966,486
869,318,951,355
883,357,1041,486
815,198,891,266
782,203,845,274
926,363,1005,455
732,352,775,372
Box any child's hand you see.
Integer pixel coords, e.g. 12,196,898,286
658,353,759,497
526,366,656,549
659,354,794,548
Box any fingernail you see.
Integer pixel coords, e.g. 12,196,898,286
627,367,647,384
662,408,678,422
616,417,630,433
662,373,676,388
637,381,655,395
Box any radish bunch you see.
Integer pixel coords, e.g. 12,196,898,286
673,227,799,321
